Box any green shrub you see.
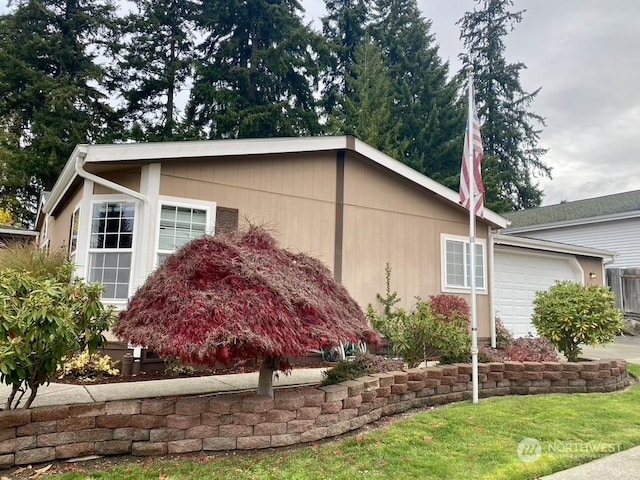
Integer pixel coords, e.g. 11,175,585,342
164,358,197,376
60,351,120,382
321,353,404,386
532,281,624,362
385,302,471,367
0,264,115,409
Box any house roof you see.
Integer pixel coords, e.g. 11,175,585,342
0,226,39,237
42,136,508,229
504,189,640,232
493,234,616,263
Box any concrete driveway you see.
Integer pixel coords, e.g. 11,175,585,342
580,336,640,364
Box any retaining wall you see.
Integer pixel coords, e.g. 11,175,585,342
0,360,630,469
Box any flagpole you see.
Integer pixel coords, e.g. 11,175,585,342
467,69,479,405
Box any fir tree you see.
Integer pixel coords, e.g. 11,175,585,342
371,0,465,186
0,0,118,224
458,0,550,212
186,0,323,139
321,0,371,118
116,0,199,141
340,36,405,158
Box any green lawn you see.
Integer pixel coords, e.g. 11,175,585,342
49,365,640,480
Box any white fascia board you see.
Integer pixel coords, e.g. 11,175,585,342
43,136,509,229
0,227,38,236
83,136,351,163
353,138,508,229
494,233,616,261
505,209,640,234
43,144,88,215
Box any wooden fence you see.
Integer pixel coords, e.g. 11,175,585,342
607,268,640,315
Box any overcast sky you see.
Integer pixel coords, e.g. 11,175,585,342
302,0,640,206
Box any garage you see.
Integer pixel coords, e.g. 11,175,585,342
494,246,583,337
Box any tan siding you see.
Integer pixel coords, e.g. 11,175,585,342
92,168,141,194
578,256,606,286
160,153,337,267
341,154,492,338
49,183,83,253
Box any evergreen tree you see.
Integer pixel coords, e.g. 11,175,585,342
0,0,118,224
321,0,371,118
116,0,198,141
340,36,405,158
458,0,550,212
186,0,323,139
371,0,465,186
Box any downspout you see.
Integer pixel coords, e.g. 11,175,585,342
75,150,148,204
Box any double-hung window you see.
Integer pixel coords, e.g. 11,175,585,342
88,202,136,300
156,202,212,266
441,234,487,293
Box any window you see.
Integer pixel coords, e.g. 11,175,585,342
157,204,208,265
69,207,80,264
88,202,135,300
442,235,486,292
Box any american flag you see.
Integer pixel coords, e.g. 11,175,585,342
460,85,485,217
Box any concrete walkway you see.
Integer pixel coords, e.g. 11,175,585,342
0,368,326,409
580,335,640,364
540,446,640,479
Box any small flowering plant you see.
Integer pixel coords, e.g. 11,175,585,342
59,350,120,382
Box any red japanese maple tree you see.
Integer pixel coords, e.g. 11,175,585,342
114,227,378,396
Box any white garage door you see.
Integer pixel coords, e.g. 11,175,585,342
494,249,582,337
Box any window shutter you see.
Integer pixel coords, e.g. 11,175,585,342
215,207,239,235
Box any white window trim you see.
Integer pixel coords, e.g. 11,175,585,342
441,233,488,295
153,196,217,269
69,202,81,264
85,195,140,305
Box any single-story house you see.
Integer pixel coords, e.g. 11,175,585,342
35,135,616,349
37,136,508,347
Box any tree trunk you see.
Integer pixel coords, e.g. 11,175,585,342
257,356,279,398
4,384,19,410
24,385,39,409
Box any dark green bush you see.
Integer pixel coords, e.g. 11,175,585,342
532,281,624,362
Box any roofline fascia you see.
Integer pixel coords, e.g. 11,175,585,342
494,233,616,261
505,209,640,234
42,137,508,229
351,139,508,229
43,145,87,215
0,227,39,236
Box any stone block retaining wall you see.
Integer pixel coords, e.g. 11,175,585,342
0,360,630,469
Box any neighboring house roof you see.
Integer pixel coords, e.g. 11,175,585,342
0,226,39,237
0,226,39,248
504,189,640,232
42,136,508,229
493,234,616,263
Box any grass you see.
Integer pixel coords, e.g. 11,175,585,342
49,365,640,480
